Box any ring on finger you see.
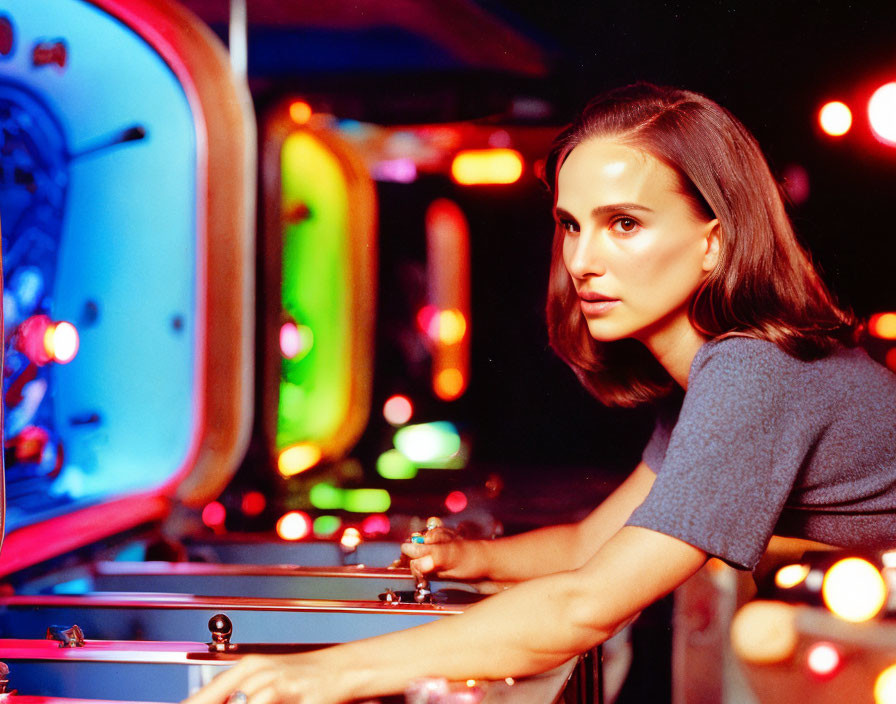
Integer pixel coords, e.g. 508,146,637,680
227,691,248,704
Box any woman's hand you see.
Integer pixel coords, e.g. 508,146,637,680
181,651,348,704
400,526,487,580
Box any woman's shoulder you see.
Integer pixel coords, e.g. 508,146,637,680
690,335,790,381
692,334,896,391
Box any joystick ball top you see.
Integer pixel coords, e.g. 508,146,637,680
209,613,233,639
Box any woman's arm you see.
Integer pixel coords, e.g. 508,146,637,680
404,461,657,581
182,523,704,704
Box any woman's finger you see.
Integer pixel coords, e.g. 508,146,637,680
423,527,457,544
400,542,428,558
409,554,436,574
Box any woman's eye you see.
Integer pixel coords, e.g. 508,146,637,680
611,217,639,234
559,219,579,234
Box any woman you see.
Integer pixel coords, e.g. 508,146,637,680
184,83,896,704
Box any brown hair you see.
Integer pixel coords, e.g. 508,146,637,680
545,83,857,407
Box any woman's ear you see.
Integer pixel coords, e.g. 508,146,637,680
702,219,721,272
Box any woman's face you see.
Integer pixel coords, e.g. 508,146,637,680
555,138,719,348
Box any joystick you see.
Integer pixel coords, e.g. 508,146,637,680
46,624,85,648
411,516,446,603
208,613,234,652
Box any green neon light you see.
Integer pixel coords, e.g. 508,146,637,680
307,482,391,513
277,132,351,449
343,488,391,513
309,482,345,510
376,449,418,479
313,515,341,536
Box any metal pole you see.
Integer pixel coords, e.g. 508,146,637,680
228,0,248,80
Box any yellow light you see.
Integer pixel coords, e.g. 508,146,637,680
819,101,852,137
289,100,312,125
434,368,465,400
870,313,896,339
437,309,467,345
822,557,887,622
276,511,312,540
51,321,80,363
875,663,896,704
277,443,322,477
465,680,476,687
340,527,362,550
806,642,841,678
775,563,811,589
730,600,798,665
450,149,524,185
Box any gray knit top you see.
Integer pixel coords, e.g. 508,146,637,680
625,336,896,570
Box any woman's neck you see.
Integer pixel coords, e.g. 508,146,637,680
640,317,708,389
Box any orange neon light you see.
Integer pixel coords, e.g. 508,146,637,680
869,312,896,339
450,148,524,185
277,443,322,476
425,199,471,401
434,368,465,401
289,100,313,125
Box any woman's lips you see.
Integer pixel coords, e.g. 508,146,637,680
578,293,620,316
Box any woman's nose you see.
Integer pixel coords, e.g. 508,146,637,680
565,230,606,279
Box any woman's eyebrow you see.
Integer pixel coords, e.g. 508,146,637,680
591,203,654,216
554,203,654,221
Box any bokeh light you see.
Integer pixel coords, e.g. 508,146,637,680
869,82,896,146
276,511,312,541
313,515,341,537
435,309,466,344
343,488,391,513
821,557,887,622
361,514,391,536
451,148,524,185
445,490,468,513
869,312,896,339
781,164,810,206
806,642,841,678
394,422,461,463
416,304,439,335
280,321,314,360
48,321,79,363
18,314,53,365
819,101,852,137
340,527,363,550
383,395,413,425
289,100,312,125
277,443,321,477
309,482,345,510
376,449,418,480
240,490,266,516
775,563,810,589
280,321,300,358
201,501,226,528
434,368,465,400
886,348,896,373
875,663,896,704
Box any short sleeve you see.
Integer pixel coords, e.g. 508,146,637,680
641,396,682,472
626,340,803,570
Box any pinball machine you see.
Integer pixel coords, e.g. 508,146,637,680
0,1,602,701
